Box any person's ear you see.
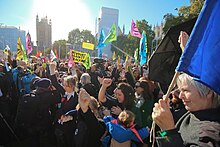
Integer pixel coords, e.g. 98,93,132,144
206,90,213,99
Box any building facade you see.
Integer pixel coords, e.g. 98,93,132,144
0,25,26,53
152,21,164,51
36,15,52,51
97,7,119,58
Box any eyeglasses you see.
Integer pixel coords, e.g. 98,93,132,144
135,85,141,88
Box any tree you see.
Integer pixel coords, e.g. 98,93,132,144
68,29,81,45
68,29,95,45
81,30,95,44
163,0,204,34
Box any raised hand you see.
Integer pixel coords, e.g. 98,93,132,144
79,88,91,113
102,78,112,88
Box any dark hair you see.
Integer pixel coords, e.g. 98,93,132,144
117,82,135,110
138,80,154,100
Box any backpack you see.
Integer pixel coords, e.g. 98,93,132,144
15,92,41,128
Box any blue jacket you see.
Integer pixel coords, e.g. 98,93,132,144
12,68,36,94
103,116,149,147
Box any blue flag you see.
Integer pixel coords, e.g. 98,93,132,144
97,29,106,58
96,29,106,49
139,31,147,66
176,0,220,95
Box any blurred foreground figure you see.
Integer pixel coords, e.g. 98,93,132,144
152,73,220,146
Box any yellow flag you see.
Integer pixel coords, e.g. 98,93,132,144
3,49,9,56
16,37,24,60
112,51,116,60
82,53,91,70
125,55,128,62
82,42,94,50
117,55,120,65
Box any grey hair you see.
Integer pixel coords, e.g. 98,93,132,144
177,73,220,108
64,75,76,87
80,73,91,85
177,73,210,97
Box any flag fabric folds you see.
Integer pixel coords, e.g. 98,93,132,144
103,23,117,43
130,19,141,38
50,50,57,61
176,0,220,95
3,45,10,56
112,51,116,60
55,49,58,58
26,32,33,55
16,37,28,62
97,29,106,49
139,31,147,66
134,48,139,64
97,29,106,58
68,49,75,67
99,47,103,58
36,51,42,58
117,55,120,65
82,53,91,70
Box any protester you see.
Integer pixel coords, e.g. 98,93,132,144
98,78,142,125
134,80,154,128
15,78,61,146
59,88,106,147
79,73,98,99
54,75,78,147
152,73,220,146
103,110,149,147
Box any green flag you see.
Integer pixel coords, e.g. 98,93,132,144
103,23,117,43
82,53,91,70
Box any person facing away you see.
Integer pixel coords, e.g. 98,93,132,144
152,73,220,147
103,110,149,147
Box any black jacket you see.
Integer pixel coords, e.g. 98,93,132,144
156,106,220,147
73,108,106,147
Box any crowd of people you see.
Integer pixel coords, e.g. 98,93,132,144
0,33,219,147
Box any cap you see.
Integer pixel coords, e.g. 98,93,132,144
35,78,51,88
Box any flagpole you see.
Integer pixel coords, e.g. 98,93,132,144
150,71,180,146
59,45,60,59
111,44,133,59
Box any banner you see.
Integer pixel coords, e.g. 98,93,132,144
72,50,88,63
82,42,94,50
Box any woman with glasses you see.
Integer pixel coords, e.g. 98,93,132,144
134,80,155,128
